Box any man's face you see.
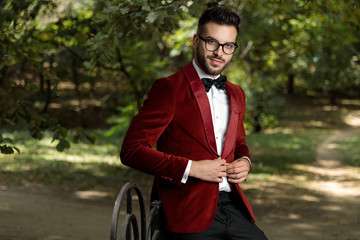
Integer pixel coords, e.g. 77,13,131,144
193,22,237,78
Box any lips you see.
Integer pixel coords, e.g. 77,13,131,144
208,57,223,66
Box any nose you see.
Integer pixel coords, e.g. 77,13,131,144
213,47,222,56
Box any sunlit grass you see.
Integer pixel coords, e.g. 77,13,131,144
246,128,332,176
1,130,120,164
0,126,346,192
334,130,360,166
0,130,152,192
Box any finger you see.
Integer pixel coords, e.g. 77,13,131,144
226,167,234,173
215,177,223,183
219,159,226,165
228,164,248,172
227,167,240,174
228,176,247,183
227,173,237,179
214,158,225,165
225,163,234,170
225,161,232,166
227,172,245,179
228,178,242,183
232,161,245,167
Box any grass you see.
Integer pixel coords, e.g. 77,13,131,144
0,130,153,192
1,95,359,192
246,128,331,175
0,127,332,191
333,130,360,166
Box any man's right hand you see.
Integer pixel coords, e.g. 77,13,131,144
189,157,227,183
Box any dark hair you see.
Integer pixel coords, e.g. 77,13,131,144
197,7,240,35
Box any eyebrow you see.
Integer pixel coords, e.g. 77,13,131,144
204,35,236,44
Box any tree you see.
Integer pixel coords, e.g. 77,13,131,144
2,0,359,153
301,0,360,103
0,0,95,154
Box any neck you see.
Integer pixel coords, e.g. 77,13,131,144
192,59,220,79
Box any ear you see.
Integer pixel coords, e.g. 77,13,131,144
193,34,199,49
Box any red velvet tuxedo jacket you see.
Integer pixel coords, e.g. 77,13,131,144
120,62,255,233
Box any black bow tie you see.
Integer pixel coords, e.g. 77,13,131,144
201,75,227,92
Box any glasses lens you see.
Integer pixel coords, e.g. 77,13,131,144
205,40,219,51
223,44,236,54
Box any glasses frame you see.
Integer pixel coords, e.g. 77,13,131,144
197,34,238,55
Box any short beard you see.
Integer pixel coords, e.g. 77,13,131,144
196,47,229,76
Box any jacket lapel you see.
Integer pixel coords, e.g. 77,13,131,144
222,83,239,158
182,63,218,156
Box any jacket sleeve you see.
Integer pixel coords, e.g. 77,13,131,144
120,77,189,185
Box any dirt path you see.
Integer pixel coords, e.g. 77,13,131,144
0,186,116,240
249,113,360,240
1,115,359,240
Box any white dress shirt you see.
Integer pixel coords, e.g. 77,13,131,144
181,60,232,192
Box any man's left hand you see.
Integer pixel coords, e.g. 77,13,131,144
225,158,250,183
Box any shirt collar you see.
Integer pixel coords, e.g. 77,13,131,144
192,59,220,80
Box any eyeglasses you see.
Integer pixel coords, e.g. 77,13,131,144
197,34,238,55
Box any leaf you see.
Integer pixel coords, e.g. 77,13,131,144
102,6,118,14
85,133,97,144
73,133,81,143
141,5,151,12
56,139,71,152
83,61,96,70
0,137,14,144
31,128,44,140
13,146,20,153
146,12,157,24
58,126,68,137
0,145,14,154
120,7,130,15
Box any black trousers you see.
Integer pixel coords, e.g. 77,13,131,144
167,192,268,240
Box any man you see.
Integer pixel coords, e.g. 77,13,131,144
120,7,268,240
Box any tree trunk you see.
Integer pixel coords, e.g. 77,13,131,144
39,56,45,94
72,56,87,128
329,90,337,105
287,73,294,94
42,55,53,113
116,47,142,111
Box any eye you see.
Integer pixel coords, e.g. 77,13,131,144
224,43,235,49
207,39,218,45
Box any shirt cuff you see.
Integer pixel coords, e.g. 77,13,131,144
181,160,192,184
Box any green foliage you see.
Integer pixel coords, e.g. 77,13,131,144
104,104,137,138
236,0,359,100
79,0,206,137
0,134,20,154
1,0,360,152
0,0,97,154
84,0,204,108
305,45,360,101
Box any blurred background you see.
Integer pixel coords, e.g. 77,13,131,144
0,0,359,240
